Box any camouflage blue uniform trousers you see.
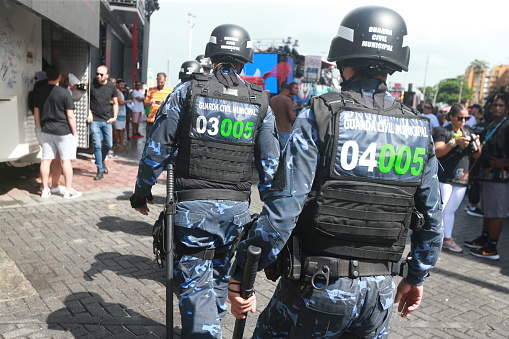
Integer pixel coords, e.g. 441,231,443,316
253,275,394,338
233,80,443,338
173,199,251,338
133,76,280,338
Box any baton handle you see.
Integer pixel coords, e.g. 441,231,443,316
165,164,175,339
232,245,262,339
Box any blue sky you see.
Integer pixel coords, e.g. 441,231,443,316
148,0,509,90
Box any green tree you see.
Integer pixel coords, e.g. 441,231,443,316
435,76,474,105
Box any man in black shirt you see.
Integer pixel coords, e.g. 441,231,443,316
87,65,118,180
34,67,81,199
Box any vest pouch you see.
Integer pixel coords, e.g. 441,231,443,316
314,180,414,245
188,138,252,184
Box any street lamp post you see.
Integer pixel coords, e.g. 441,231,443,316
188,13,196,60
458,80,464,103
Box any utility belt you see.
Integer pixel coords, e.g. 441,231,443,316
301,256,408,290
175,189,250,202
265,235,408,290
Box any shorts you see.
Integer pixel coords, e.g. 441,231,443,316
481,181,509,218
41,132,77,160
131,111,142,124
114,120,126,130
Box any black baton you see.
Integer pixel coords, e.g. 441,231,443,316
232,245,262,339
165,164,176,339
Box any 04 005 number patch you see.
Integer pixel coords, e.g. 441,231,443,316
340,140,426,176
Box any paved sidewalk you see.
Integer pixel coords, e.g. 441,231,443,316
1,137,509,338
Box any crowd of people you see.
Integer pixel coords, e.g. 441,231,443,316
419,89,509,260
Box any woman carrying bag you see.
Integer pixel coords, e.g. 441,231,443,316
433,103,482,252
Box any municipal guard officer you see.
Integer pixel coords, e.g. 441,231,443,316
175,60,203,89
130,24,279,338
229,6,443,338
196,54,213,74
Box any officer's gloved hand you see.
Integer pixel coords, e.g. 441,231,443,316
130,192,154,215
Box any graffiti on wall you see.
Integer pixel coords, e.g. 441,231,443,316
0,14,40,91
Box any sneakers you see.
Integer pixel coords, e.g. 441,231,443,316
466,207,484,217
41,188,51,198
464,236,488,249
470,247,500,260
103,165,108,174
63,188,82,199
464,204,476,212
442,239,463,253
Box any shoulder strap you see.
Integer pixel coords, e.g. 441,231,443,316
312,91,345,151
399,101,420,116
188,73,214,96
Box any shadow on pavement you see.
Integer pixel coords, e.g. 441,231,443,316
116,189,167,205
0,163,40,195
46,291,169,337
83,252,164,284
96,216,152,236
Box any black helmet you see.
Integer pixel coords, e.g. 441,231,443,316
328,6,410,74
205,24,253,63
179,60,202,81
195,54,213,69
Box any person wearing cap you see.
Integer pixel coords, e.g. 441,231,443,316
33,67,82,199
129,24,279,338
228,6,443,338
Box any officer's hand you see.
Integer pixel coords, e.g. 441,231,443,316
228,278,256,319
130,193,154,215
394,279,423,318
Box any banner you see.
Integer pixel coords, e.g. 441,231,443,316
303,55,322,82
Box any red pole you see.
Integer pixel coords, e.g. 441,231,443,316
132,24,138,87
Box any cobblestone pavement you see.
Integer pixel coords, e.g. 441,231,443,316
1,133,509,338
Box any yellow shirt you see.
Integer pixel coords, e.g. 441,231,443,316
145,86,172,123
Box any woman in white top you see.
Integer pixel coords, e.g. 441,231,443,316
422,102,440,131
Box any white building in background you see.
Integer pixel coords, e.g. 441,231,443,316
0,0,159,165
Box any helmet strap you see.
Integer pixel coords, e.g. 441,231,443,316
340,69,362,90
213,62,240,88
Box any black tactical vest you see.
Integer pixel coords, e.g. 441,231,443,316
296,92,431,262
176,74,267,184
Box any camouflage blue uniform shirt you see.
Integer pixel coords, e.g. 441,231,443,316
132,78,280,200
233,85,443,286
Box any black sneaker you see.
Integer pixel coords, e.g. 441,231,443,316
463,237,488,249
470,246,500,260
466,207,484,217
94,171,104,180
103,165,108,174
